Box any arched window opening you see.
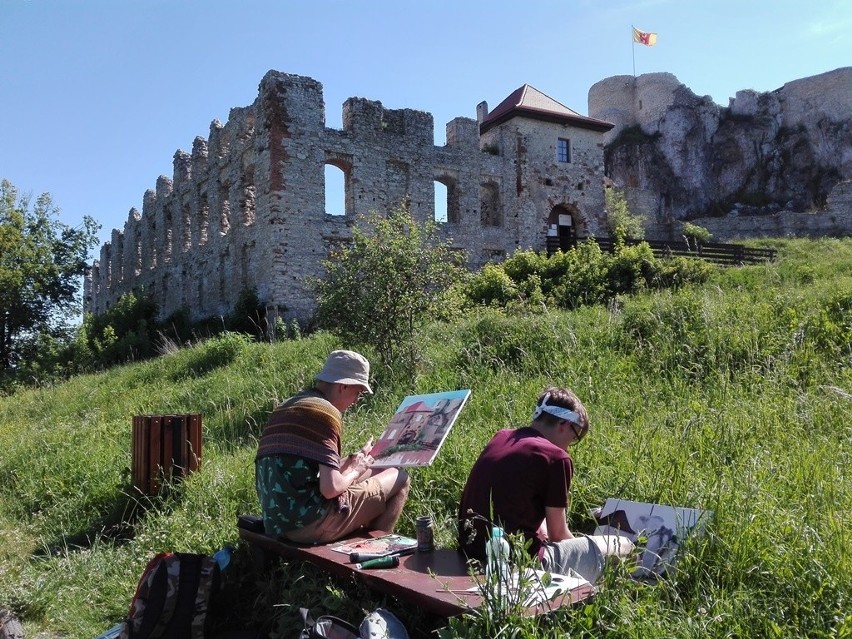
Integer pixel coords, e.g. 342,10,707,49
325,164,346,216
433,181,448,222
219,181,231,236
241,165,256,226
199,192,209,246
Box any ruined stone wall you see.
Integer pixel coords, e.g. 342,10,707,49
85,70,609,325
680,180,852,242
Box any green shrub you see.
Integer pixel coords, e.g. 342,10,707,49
462,263,520,307
314,205,464,376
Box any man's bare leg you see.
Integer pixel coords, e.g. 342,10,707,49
370,468,410,532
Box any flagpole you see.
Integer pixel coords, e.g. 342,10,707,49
631,25,636,77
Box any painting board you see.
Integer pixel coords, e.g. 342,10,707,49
369,389,471,468
330,533,417,557
593,498,711,579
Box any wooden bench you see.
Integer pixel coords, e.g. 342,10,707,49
237,516,594,618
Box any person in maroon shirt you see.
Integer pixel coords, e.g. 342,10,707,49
457,386,632,583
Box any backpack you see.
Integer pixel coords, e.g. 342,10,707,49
119,551,222,639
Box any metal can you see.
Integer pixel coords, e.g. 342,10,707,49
416,515,434,552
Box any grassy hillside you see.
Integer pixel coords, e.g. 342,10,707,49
0,238,850,638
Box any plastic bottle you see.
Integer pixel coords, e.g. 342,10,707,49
213,545,234,571
485,526,511,586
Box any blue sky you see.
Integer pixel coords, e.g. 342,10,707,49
1,0,849,248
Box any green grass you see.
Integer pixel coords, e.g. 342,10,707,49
1,238,851,638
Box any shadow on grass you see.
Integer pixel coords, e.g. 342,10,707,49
32,482,182,556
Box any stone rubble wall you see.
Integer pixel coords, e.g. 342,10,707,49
681,180,852,242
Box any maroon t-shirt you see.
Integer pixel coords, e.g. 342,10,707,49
457,427,573,561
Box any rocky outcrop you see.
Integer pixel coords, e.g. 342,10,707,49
588,68,852,234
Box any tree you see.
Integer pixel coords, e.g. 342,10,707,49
605,187,646,242
0,179,100,379
681,221,712,250
314,205,465,375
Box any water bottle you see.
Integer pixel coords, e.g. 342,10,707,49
213,545,234,571
485,526,511,587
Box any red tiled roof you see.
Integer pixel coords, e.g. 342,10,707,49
480,84,614,134
403,401,431,413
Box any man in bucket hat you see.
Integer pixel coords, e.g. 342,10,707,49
256,350,410,543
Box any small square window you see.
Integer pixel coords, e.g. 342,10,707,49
557,138,571,163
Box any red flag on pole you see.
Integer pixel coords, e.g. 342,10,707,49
632,27,658,46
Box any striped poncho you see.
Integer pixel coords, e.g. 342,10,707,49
256,389,343,468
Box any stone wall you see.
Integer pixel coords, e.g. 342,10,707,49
85,70,609,325
683,180,852,242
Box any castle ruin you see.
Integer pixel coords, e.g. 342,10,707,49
588,67,852,240
86,67,851,326
84,71,613,325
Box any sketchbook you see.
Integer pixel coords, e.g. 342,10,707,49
369,389,471,468
592,498,711,580
465,569,590,607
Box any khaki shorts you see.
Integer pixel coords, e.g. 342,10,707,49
283,477,387,545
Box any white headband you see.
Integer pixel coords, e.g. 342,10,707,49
531,392,581,425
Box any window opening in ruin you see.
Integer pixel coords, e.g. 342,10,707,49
433,181,448,222
484,248,506,263
146,219,157,270
164,206,173,262
435,174,460,223
325,164,346,216
182,203,192,252
480,181,503,227
557,138,571,163
134,235,142,276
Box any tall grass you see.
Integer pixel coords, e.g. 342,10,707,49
0,238,850,638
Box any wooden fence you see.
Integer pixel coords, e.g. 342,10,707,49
546,237,777,265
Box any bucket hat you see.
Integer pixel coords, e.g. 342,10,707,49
315,350,373,394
